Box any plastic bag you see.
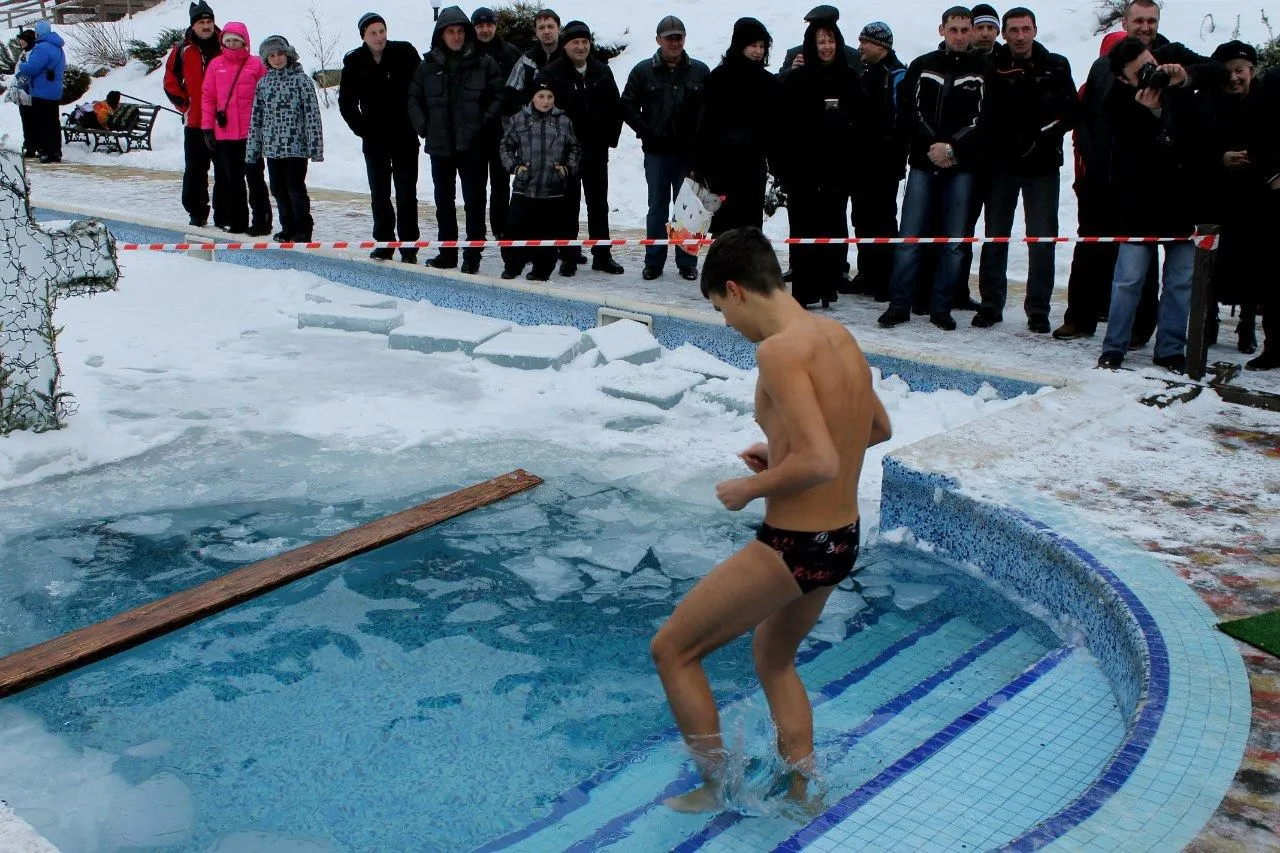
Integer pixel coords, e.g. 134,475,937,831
666,177,723,257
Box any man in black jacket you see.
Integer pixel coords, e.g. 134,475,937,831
503,8,563,113
621,15,711,281
339,13,422,263
878,6,990,331
1245,65,1279,370
1097,36,1201,372
544,20,626,275
472,7,522,241
973,7,1076,332
851,21,906,301
407,6,504,273
1055,0,1218,341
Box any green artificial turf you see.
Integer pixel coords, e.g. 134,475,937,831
1218,609,1280,658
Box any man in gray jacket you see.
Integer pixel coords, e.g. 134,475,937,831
407,6,503,273
621,15,710,281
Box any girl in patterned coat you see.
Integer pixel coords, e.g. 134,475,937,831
246,35,324,241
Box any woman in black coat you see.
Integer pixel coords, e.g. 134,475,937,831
694,17,777,235
774,20,869,308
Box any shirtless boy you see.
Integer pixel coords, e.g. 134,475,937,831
651,227,892,812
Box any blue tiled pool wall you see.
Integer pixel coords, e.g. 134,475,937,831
879,458,1150,721
878,455,1172,847
35,209,1045,399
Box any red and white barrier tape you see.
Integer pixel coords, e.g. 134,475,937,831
118,234,1220,251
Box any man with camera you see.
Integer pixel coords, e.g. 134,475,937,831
1096,36,1200,372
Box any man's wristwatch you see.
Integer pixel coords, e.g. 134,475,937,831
944,144,955,161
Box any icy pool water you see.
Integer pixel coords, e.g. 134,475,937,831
0,464,1123,853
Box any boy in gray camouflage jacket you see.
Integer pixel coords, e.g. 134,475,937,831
499,76,580,281
246,35,323,241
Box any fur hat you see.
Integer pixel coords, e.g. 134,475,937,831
971,3,1000,28
189,1,214,24
259,34,298,64
859,21,893,49
358,12,386,37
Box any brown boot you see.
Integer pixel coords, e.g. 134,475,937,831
1052,322,1095,340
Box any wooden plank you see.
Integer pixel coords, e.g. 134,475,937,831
1186,225,1219,382
0,469,542,699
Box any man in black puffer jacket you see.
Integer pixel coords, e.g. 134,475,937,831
407,6,504,272
878,6,991,331
472,6,522,241
339,13,422,263
974,7,1077,333
544,20,626,275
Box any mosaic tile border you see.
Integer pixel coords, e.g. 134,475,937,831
879,457,1250,851
33,207,1046,400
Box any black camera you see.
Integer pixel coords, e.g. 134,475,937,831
215,109,228,129
1136,62,1171,91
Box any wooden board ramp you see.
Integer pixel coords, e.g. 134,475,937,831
0,468,542,699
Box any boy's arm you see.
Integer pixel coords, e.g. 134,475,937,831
725,341,839,506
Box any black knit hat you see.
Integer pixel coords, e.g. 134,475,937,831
358,12,386,36
471,7,497,25
560,19,591,43
189,1,214,24
1212,39,1257,64
859,21,893,50
531,74,554,95
971,3,1000,27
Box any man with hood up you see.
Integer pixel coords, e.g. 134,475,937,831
18,20,66,164
165,1,223,227
407,6,504,273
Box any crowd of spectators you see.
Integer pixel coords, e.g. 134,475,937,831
36,0,1275,373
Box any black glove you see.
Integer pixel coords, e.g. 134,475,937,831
202,130,216,152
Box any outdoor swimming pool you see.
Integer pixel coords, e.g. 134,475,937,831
0,452,1120,852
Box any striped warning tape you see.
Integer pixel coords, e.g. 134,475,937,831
117,234,1220,251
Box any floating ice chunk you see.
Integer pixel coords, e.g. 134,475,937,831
583,536,652,573
388,309,512,355
547,540,593,559
103,515,173,537
472,328,584,369
861,585,893,600
304,283,399,310
497,624,530,643
103,772,194,849
501,555,584,600
446,503,548,535
38,535,99,561
661,343,744,379
197,538,299,563
297,306,404,335
444,602,506,623
652,531,726,579
694,374,755,414
585,319,662,365
580,564,622,585
893,583,944,610
123,739,174,760
601,367,705,410
621,567,671,591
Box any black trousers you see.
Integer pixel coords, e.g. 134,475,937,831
565,152,616,260
182,127,220,226
29,97,61,159
18,103,37,154
1063,175,1158,337
267,157,312,238
365,143,420,257
487,143,510,240
503,194,573,276
213,139,270,233
852,174,900,296
707,159,767,236
430,151,488,263
789,185,849,307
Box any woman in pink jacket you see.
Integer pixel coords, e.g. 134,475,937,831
201,21,271,235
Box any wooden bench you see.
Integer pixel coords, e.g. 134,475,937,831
61,102,161,154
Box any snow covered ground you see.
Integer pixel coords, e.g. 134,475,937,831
1,0,1275,282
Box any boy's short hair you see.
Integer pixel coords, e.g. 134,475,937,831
700,228,785,299
1002,6,1036,28
941,5,973,26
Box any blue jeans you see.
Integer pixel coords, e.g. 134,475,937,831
643,152,696,271
977,170,1060,317
889,167,977,314
1101,242,1195,359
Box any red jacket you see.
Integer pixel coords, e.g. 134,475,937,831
163,26,221,127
